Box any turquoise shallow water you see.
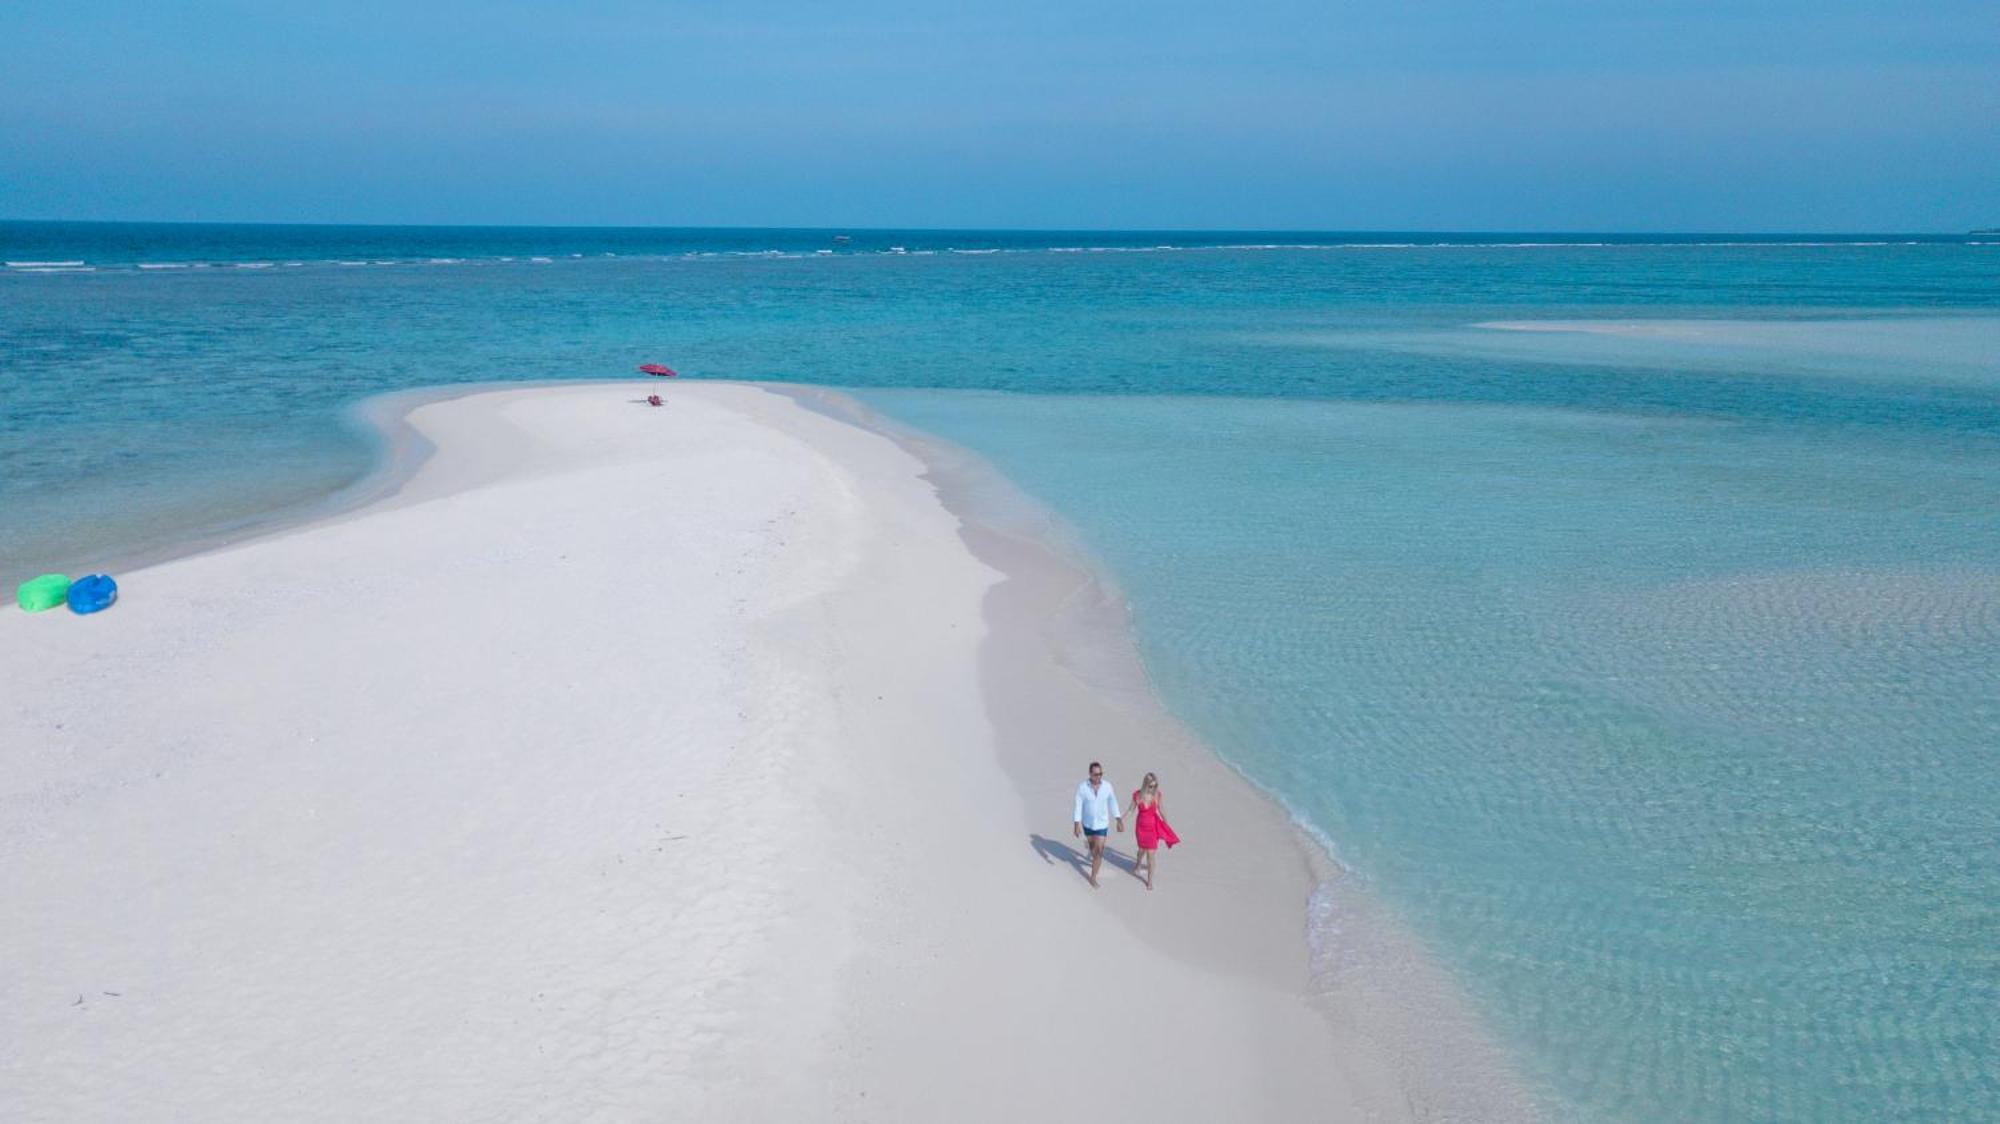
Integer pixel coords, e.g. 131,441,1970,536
4,223,1997,1119
866,389,2000,1120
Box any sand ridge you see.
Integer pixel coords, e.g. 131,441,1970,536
3,382,1407,1121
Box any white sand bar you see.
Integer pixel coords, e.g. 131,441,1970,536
2,383,1416,1121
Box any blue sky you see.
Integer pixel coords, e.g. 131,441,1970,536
1,1,1994,230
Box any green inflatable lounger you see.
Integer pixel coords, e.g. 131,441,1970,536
16,573,71,612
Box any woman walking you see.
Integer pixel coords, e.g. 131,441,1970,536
1130,772,1179,890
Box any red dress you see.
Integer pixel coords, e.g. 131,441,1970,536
1132,792,1180,851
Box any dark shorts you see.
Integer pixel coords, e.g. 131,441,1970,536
1083,826,1108,838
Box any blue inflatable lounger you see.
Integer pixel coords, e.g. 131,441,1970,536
66,574,118,614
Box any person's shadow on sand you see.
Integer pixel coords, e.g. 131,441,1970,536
1028,833,1137,884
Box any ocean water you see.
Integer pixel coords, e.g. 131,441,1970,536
4,223,1996,1120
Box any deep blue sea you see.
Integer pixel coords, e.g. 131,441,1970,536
4,222,1996,1120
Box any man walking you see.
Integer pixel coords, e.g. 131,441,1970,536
1072,761,1123,888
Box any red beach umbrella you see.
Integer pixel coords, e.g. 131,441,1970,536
638,363,678,377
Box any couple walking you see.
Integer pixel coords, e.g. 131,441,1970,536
1071,761,1180,890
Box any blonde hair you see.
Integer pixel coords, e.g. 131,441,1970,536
1140,772,1160,797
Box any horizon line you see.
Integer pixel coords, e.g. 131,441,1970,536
2,217,1989,238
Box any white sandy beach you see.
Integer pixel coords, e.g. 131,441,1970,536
0,382,1441,1122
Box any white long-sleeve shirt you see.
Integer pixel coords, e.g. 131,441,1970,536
1073,779,1121,830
